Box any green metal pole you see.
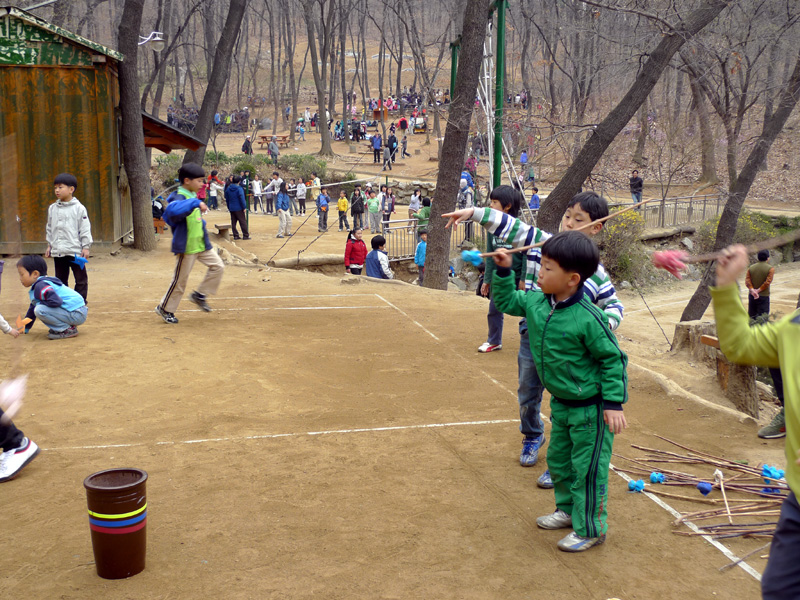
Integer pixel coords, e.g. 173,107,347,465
493,0,506,190
449,38,460,98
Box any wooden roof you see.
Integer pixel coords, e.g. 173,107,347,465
142,113,205,154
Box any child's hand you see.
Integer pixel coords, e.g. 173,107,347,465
45,246,51,258
716,244,749,287
480,283,490,297
604,409,627,434
492,248,512,269
80,248,90,259
442,208,474,229
199,201,209,214
7,329,20,339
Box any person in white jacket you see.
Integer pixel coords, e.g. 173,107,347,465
46,173,92,301
251,175,264,213
263,171,283,215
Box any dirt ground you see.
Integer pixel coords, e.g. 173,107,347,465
1,214,798,599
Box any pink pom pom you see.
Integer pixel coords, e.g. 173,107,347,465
652,250,689,279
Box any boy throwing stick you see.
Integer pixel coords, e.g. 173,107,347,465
156,163,225,324
711,245,799,598
492,231,628,552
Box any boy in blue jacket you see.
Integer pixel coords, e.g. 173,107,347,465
414,230,427,284
224,175,250,240
156,163,225,324
492,231,628,552
18,254,87,340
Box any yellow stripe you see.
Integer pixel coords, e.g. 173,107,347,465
87,503,147,520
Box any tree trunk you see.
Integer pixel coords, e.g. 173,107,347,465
303,0,335,156
680,51,800,322
118,0,156,251
537,0,728,234
422,0,489,290
687,66,718,185
183,0,248,165
632,102,647,166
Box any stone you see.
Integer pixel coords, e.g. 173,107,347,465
680,237,694,251
619,280,631,289
415,148,421,155
769,250,783,265
449,278,467,291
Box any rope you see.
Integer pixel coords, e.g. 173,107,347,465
634,284,673,349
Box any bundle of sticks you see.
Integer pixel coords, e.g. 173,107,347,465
614,435,785,541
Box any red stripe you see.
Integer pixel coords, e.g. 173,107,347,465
90,519,146,535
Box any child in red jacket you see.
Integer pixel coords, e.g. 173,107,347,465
344,228,368,275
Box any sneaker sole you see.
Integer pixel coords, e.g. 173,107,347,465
558,534,606,552
758,431,787,439
0,446,40,483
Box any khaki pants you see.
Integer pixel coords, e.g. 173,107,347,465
277,209,292,236
160,249,225,313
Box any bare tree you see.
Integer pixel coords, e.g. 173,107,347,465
183,0,249,165
118,0,156,251
302,0,337,156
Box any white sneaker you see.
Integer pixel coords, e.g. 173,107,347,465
477,342,502,353
557,530,606,552
0,437,40,483
536,509,572,530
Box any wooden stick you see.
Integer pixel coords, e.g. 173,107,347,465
470,196,661,258
715,469,734,524
680,228,800,264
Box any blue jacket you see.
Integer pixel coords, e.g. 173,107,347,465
461,171,474,188
414,240,426,267
163,189,211,254
372,135,382,150
365,249,391,279
24,276,86,329
317,193,329,209
225,184,246,212
276,191,290,211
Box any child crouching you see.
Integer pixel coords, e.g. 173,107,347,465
492,231,628,552
18,255,87,340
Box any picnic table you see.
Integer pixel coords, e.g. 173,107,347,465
258,134,291,149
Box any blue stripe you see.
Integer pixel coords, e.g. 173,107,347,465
89,510,147,528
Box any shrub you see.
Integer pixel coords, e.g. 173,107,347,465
230,158,258,177
599,209,649,284
696,209,774,253
326,170,357,197
281,154,327,181
152,153,182,192
204,151,232,166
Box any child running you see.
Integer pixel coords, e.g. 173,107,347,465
492,231,628,552
444,191,624,484
156,163,225,324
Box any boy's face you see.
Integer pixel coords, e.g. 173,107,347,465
54,183,75,201
17,266,38,287
537,256,580,297
489,198,509,213
562,204,602,236
183,177,205,193
420,233,428,242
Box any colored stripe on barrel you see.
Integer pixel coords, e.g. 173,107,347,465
87,502,147,520
89,510,147,528
89,519,146,535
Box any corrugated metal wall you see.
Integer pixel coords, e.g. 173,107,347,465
0,63,125,252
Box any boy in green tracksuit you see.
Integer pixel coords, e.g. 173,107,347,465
492,230,628,552
711,245,800,597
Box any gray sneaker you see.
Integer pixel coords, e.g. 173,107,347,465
557,531,606,552
537,469,554,489
48,326,78,340
758,408,786,439
536,509,572,530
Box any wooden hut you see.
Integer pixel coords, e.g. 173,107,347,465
0,6,202,253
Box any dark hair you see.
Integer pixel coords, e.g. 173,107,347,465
488,185,521,217
541,231,599,286
380,184,387,192
566,191,608,222
54,173,78,189
371,235,386,249
418,229,428,235
632,170,639,175
422,197,431,207
279,181,287,194
312,171,317,177
211,170,218,177
355,184,361,188
273,171,279,177
178,162,205,184
232,175,242,184
758,249,770,262
17,255,47,276
533,187,538,193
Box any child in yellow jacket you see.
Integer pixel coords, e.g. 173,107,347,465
337,190,350,232
711,244,799,599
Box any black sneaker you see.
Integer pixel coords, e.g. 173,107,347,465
190,292,211,312
155,305,179,323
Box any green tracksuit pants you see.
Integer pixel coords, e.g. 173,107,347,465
546,398,615,538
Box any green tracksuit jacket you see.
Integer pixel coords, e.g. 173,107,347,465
493,266,628,538
711,284,800,496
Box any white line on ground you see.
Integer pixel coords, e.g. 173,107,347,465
611,466,761,582
43,419,518,451
94,306,390,315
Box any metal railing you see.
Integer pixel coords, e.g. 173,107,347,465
612,194,723,229
384,218,486,262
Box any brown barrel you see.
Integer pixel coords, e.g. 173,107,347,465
83,468,148,579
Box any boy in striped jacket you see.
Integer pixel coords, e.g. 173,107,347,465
444,191,624,485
